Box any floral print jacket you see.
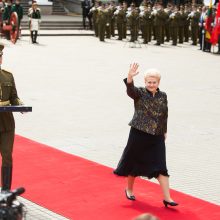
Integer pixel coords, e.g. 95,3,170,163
124,78,168,135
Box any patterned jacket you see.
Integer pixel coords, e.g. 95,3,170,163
124,78,168,135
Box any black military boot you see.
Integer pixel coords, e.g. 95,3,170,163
1,166,12,192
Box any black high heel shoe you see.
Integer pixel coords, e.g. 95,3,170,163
125,189,136,201
163,200,178,207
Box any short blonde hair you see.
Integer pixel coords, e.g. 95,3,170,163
144,69,161,81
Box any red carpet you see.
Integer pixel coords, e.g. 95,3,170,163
8,135,220,220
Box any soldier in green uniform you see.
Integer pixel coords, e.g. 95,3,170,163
178,6,185,44
11,0,23,26
105,3,112,39
184,5,190,42
127,4,139,42
2,0,13,40
114,3,125,40
189,5,200,45
169,6,180,46
0,44,23,192
110,1,116,37
164,5,172,42
139,6,152,44
89,1,99,37
97,3,107,41
122,2,128,39
153,4,166,45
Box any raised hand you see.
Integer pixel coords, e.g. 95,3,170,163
127,63,139,83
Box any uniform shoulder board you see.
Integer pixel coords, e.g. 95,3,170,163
37,7,41,11
2,69,13,75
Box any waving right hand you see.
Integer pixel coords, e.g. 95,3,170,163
128,62,139,77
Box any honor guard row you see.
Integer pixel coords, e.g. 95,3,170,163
88,0,220,51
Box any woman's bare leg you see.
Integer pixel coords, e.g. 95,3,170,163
127,175,135,195
157,174,173,202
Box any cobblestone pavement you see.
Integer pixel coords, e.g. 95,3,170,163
18,197,69,219
1,35,219,217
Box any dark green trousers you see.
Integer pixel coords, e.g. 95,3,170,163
143,25,151,43
122,22,127,39
184,25,189,42
171,26,178,45
191,26,199,45
0,130,15,167
99,24,106,41
117,22,123,40
111,20,115,37
178,26,184,43
155,25,162,45
105,24,111,39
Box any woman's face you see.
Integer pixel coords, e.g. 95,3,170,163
145,76,160,93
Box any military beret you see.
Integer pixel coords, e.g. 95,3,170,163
0,44,4,56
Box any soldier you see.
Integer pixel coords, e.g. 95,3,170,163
114,3,125,40
178,6,185,44
81,0,92,30
127,4,139,42
198,6,205,50
170,6,180,46
11,0,23,27
122,2,128,39
184,5,190,42
139,0,148,37
105,3,112,39
0,44,23,192
152,3,166,45
188,5,200,45
28,2,41,44
89,1,99,37
110,1,116,37
164,4,172,42
2,0,13,40
97,3,107,41
139,5,152,44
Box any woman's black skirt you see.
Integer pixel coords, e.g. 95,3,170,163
114,127,169,179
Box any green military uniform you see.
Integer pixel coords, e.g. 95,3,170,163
109,5,116,37
116,7,126,40
190,11,200,45
170,11,180,46
97,7,107,41
154,9,166,45
105,7,112,39
11,2,23,25
140,9,152,44
178,10,185,44
2,3,13,40
2,4,12,22
127,9,139,42
184,10,190,42
0,44,23,192
122,7,127,39
90,7,99,37
164,8,172,42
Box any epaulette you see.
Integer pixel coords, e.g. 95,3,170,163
2,69,12,75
